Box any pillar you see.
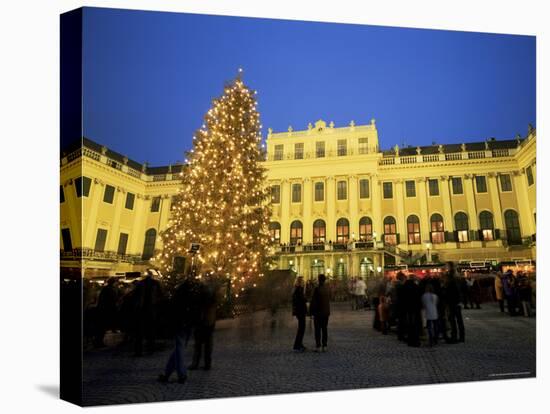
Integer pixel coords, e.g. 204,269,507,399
326,176,336,243
417,177,430,243
83,179,103,248
395,179,406,246
440,176,454,236
303,178,313,243
513,170,535,236
488,173,504,230
106,187,125,251
371,174,382,238
463,174,478,231
280,179,291,243
349,175,359,240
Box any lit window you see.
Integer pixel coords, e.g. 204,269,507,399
269,222,281,244
271,185,281,204
407,215,421,244
430,214,445,243
290,221,303,245
454,212,469,242
479,211,494,241
336,218,350,243
359,217,373,241
313,219,326,244
383,216,397,245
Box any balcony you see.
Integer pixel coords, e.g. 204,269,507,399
60,248,143,263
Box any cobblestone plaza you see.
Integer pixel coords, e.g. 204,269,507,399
82,303,535,406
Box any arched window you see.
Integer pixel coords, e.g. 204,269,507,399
383,216,397,245
504,210,521,245
290,220,303,245
359,217,373,241
313,219,326,244
407,215,421,244
430,214,445,244
454,212,469,242
269,222,281,244
336,218,350,243
142,228,157,260
479,211,494,241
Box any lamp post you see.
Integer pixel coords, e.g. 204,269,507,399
425,242,432,263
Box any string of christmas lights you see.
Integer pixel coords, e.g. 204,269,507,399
154,70,272,293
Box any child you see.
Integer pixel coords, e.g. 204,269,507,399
421,284,439,346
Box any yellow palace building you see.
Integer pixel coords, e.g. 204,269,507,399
60,120,536,279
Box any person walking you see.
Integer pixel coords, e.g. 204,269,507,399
158,274,200,384
309,274,331,352
444,262,465,343
292,276,308,352
421,284,439,346
189,273,219,370
494,272,505,312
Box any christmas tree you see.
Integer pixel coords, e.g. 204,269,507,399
155,70,271,293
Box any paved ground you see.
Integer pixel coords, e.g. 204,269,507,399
82,302,536,406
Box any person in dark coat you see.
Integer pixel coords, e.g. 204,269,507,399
292,276,308,352
94,277,119,347
444,262,465,343
394,272,408,342
403,274,422,347
133,270,164,356
158,275,201,384
309,274,331,352
189,274,220,370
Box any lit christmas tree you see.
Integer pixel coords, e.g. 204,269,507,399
155,70,272,292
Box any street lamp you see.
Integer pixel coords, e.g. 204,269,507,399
425,242,432,263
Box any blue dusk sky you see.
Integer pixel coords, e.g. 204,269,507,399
81,7,536,166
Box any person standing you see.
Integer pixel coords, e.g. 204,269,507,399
189,273,220,370
292,276,308,352
355,277,367,310
394,272,408,342
444,262,465,343
158,274,200,384
378,295,390,335
309,274,331,352
494,272,505,312
134,270,163,356
94,277,119,348
403,274,422,347
421,284,439,346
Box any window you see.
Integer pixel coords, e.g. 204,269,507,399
274,144,284,160
383,216,397,245
125,192,135,210
407,215,421,244
454,212,469,242
359,179,370,199
61,228,72,252
405,180,416,197
294,143,304,159
103,185,115,204
316,141,325,158
358,137,369,154
271,185,281,204
359,217,373,241
475,175,487,193
337,139,347,156
430,214,445,244
428,179,439,196
383,182,393,199
313,219,326,244
290,221,303,245
142,228,157,260
94,228,108,252
292,183,301,203
117,233,129,255
151,196,161,212
499,174,512,192
479,211,494,241
269,222,281,244
526,166,534,186
336,218,350,243
504,210,521,245
60,186,65,203
452,177,463,195
314,182,324,201
337,181,347,200
75,176,91,198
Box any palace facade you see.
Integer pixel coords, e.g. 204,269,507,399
60,120,536,279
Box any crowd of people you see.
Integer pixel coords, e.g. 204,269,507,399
290,263,536,351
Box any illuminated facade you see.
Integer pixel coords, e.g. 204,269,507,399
60,121,536,279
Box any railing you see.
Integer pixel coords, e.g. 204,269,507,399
422,154,439,162
83,148,101,161
380,158,395,165
153,174,166,182
400,155,417,164
60,248,142,263
66,148,82,162
266,147,380,161
468,151,485,159
492,149,509,157
445,153,462,161
127,168,142,178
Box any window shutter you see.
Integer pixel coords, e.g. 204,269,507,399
453,230,458,242
478,229,484,241
494,229,501,240
429,232,433,243
396,233,400,245
469,230,478,241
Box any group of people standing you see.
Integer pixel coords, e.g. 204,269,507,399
494,270,535,317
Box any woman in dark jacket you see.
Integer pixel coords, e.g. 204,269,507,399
292,276,308,352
